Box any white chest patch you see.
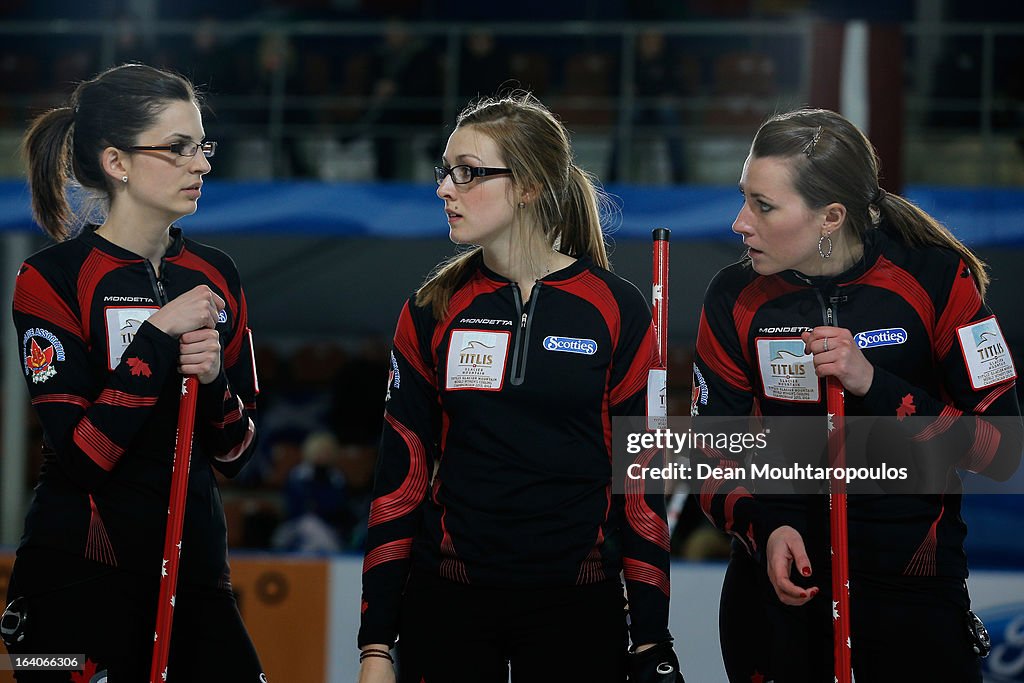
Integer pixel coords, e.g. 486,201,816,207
445,329,511,391
647,368,667,428
105,306,158,370
755,337,820,403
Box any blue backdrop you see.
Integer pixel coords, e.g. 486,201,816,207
2,181,1023,244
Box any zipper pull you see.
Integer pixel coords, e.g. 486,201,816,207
826,307,834,326
521,313,528,329
157,279,167,302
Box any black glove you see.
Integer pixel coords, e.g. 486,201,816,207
628,642,685,682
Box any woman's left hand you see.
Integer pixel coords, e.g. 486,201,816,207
178,328,222,384
801,326,874,396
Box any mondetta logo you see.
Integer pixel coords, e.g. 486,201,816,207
543,336,597,355
854,328,907,349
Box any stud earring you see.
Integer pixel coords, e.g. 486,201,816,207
517,201,525,208
121,176,128,184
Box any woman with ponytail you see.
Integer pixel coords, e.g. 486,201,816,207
357,92,684,683
4,63,264,681
692,108,1021,681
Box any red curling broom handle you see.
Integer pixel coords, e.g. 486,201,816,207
652,228,670,372
653,228,686,535
826,374,852,683
150,375,199,683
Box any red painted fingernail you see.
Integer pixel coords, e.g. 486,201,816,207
799,591,807,598
802,567,811,576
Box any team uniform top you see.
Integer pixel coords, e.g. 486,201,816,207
12,225,259,590
692,227,1021,577
358,254,672,648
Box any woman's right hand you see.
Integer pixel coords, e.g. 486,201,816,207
148,285,225,338
765,525,819,606
356,656,396,683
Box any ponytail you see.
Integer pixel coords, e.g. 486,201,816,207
21,107,76,241
20,63,198,242
415,247,483,320
556,164,609,270
879,193,989,298
751,108,991,299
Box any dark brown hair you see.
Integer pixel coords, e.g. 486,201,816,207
21,63,199,241
752,108,989,297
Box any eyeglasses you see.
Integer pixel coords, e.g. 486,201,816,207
128,140,217,158
435,165,511,186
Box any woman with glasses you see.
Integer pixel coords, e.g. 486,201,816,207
5,63,263,681
357,92,684,683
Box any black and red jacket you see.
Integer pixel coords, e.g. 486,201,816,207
693,226,1021,577
12,225,258,589
358,254,672,648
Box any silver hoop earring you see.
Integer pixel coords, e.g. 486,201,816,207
818,233,833,259
121,176,128,184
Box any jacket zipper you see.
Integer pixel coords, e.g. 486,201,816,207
145,259,168,305
814,288,844,328
509,282,541,386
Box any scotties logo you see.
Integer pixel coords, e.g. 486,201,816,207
854,327,907,349
542,336,597,355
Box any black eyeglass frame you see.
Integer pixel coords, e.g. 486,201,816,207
127,140,218,158
435,165,512,186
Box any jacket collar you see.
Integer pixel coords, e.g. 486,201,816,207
79,224,184,261
477,253,592,285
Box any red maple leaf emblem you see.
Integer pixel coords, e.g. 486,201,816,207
361,599,369,614
127,357,152,377
70,658,99,683
25,337,54,370
896,393,916,421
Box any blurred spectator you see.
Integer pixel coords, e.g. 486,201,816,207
168,16,257,176
356,17,443,180
607,30,692,184
329,349,389,550
176,18,258,98
231,344,335,488
558,48,618,127
458,30,512,101
256,30,321,177
336,442,377,551
271,430,349,552
110,13,163,67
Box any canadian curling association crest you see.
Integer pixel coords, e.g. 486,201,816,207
22,327,66,384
